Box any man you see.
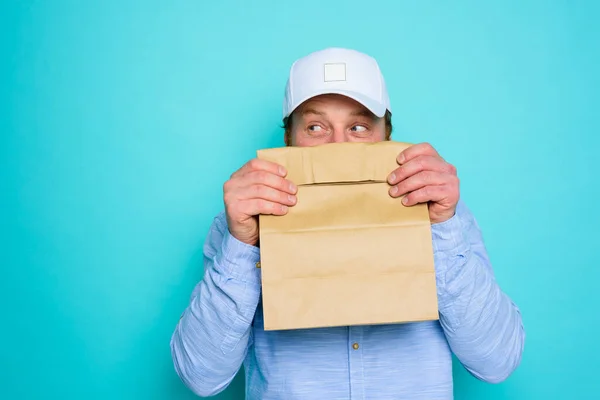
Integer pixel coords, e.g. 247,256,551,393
171,48,525,399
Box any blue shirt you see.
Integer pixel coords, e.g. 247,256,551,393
170,200,525,399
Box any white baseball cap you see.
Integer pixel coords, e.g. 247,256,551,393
282,47,391,119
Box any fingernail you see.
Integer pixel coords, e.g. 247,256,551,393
281,205,288,213
397,154,405,164
390,186,398,196
402,196,409,205
289,182,297,193
288,195,296,204
388,173,396,184
278,166,286,176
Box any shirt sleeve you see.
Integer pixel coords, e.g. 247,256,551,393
432,200,525,383
170,212,262,397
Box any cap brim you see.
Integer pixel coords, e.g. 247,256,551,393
286,89,388,119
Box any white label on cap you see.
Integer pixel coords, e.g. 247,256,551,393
324,63,346,82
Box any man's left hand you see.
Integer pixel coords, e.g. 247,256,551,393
387,142,459,224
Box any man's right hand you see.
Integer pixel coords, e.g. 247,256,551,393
223,159,298,246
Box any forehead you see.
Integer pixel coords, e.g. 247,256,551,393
295,94,373,117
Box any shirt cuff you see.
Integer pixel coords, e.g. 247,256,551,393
217,231,262,285
431,212,469,254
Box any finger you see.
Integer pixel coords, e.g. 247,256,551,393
232,158,287,179
397,142,441,165
401,185,450,206
242,170,297,194
238,198,290,216
237,184,297,206
389,171,447,197
388,155,453,185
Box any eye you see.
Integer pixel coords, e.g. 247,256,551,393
308,125,324,132
351,125,368,132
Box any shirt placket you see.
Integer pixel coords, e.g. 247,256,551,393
348,325,365,400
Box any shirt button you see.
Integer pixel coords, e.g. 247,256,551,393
352,343,359,350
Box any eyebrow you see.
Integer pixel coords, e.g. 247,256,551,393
300,108,326,117
350,109,376,118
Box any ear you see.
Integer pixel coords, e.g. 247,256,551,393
284,130,292,146
283,115,293,146
385,110,393,140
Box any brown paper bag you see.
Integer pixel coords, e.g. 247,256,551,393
257,141,438,331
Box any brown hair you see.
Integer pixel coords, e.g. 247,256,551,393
283,110,393,146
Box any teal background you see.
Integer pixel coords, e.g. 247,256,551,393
2,1,599,399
